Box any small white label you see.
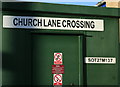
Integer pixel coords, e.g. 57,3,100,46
85,57,116,64
3,16,104,31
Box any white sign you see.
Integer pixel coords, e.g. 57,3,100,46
3,16,104,31
54,53,62,65
85,57,116,64
53,74,62,85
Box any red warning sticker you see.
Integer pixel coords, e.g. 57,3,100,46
53,74,62,85
52,65,64,74
54,53,62,65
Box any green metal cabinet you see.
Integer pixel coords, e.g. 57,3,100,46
1,2,120,87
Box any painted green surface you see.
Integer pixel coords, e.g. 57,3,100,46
86,17,119,85
1,2,120,87
2,29,32,86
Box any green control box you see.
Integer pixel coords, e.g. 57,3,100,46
1,2,120,87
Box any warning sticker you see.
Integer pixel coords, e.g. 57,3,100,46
53,74,62,85
54,53,62,65
52,65,64,74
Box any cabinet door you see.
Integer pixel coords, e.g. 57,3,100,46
32,34,82,86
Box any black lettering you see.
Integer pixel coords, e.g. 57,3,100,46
85,21,91,28
91,58,94,62
44,19,48,27
91,21,95,29
97,59,99,62
111,59,113,62
71,20,76,28
28,19,33,26
67,20,71,28
94,58,97,62
18,18,23,26
13,18,18,26
33,19,38,26
57,20,61,27
88,58,94,62
62,20,66,27
76,20,80,28
38,19,42,26
52,20,56,27
102,59,105,62
48,19,52,27
23,18,27,26
105,59,107,62
108,59,110,62
80,21,84,28
88,58,92,62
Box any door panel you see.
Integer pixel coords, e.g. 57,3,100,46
32,34,81,86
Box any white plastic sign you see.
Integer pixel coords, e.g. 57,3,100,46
3,16,104,31
85,57,116,64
